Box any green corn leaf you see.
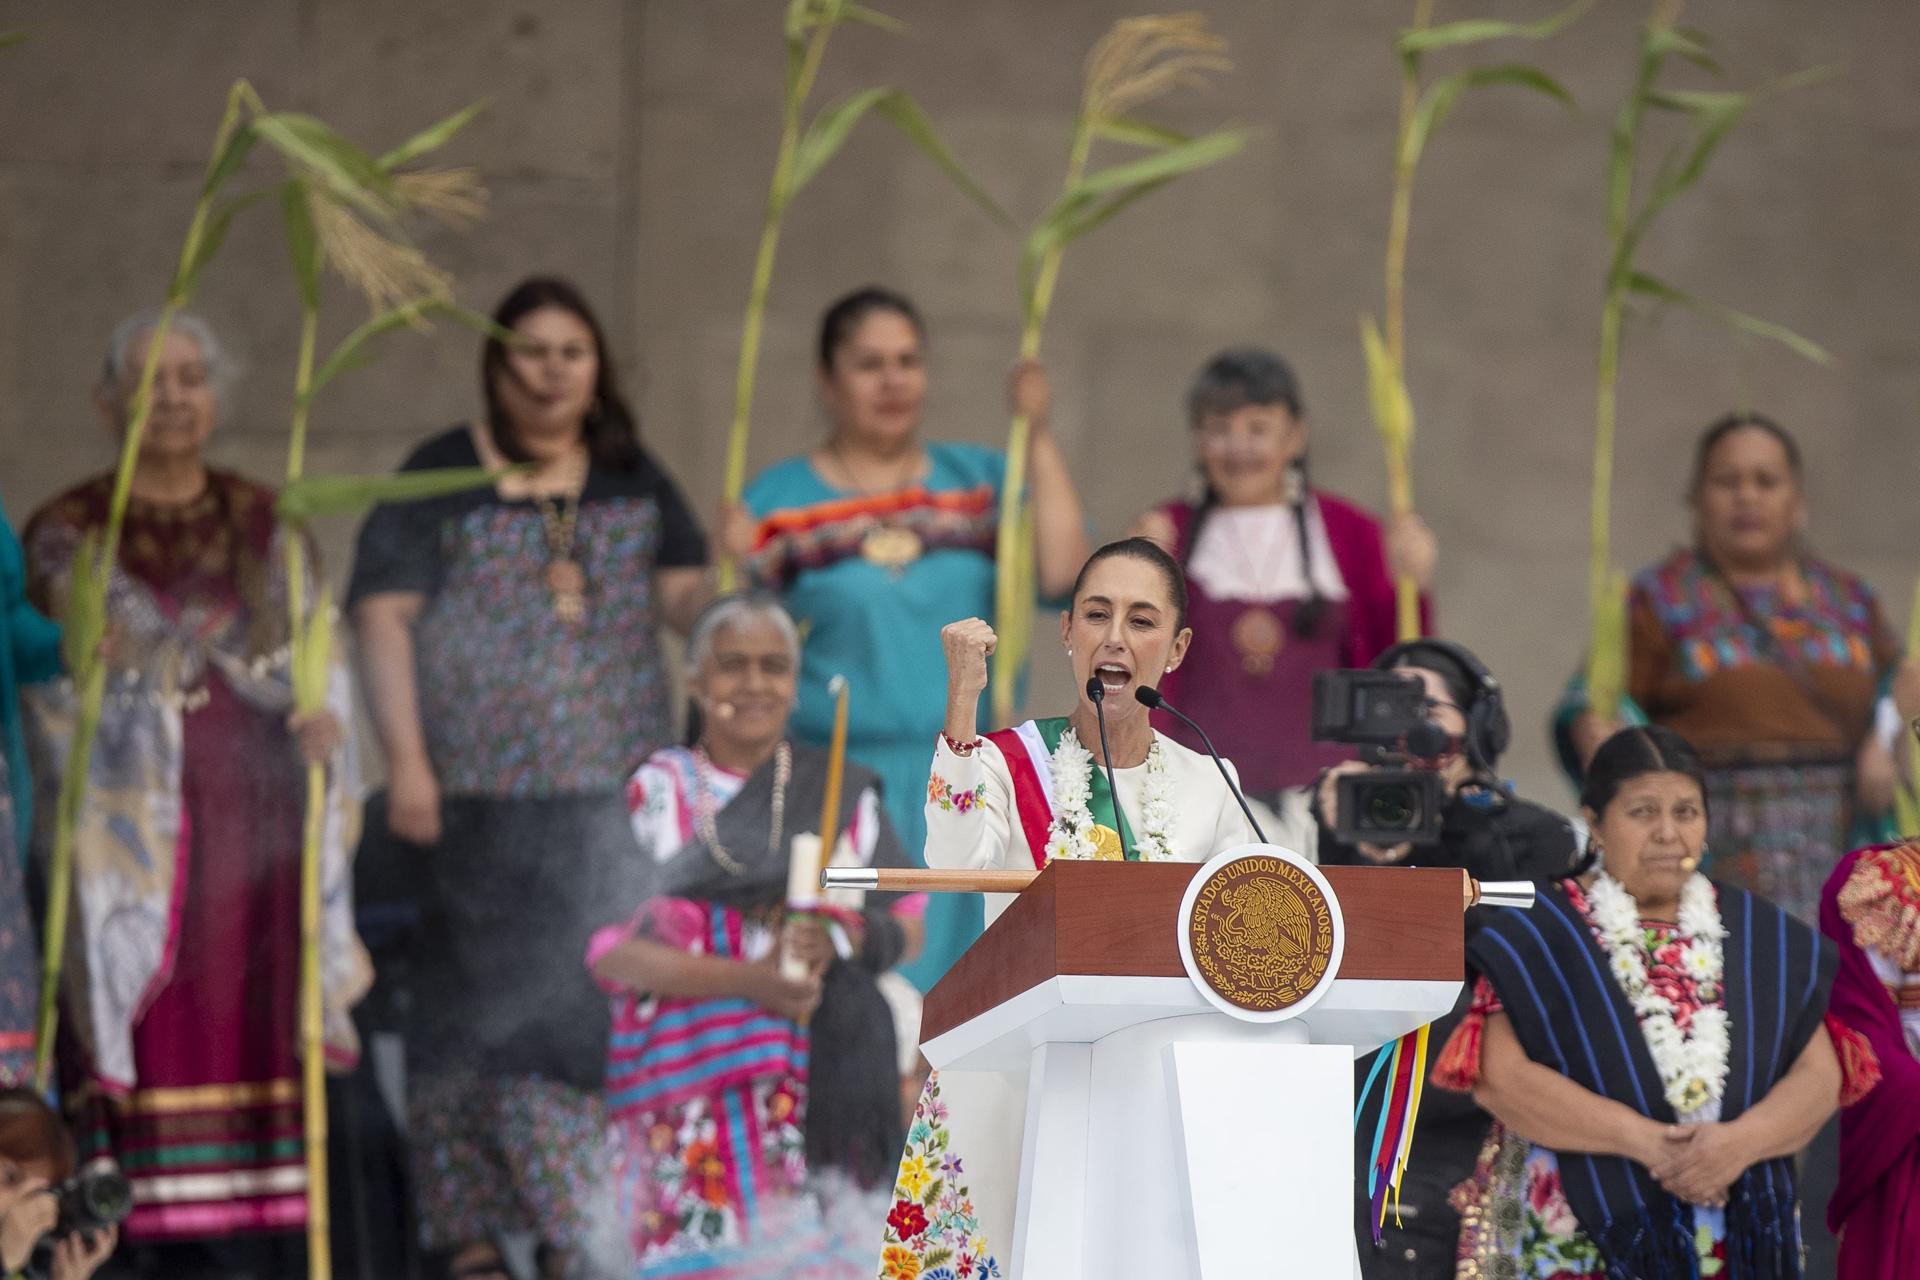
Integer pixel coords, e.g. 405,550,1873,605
281,181,323,312
201,119,258,198
1071,127,1245,199
306,300,503,402
1094,116,1191,149
251,112,398,221
1405,65,1573,169
787,87,894,200
1018,180,1172,316
840,4,905,34
1626,272,1832,364
0,29,30,49
1644,88,1748,115
1360,314,1414,456
1648,25,1721,73
377,100,487,171
173,186,276,300
871,89,1011,224
1395,0,1591,71
276,466,510,523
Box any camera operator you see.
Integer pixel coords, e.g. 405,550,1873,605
0,1090,117,1280
1308,640,1578,1280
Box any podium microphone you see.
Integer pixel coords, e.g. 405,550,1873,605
1085,676,1133,861
1134,685,1269,844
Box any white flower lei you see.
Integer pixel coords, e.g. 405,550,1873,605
1586,869,1730,1116
1042,725,1177,863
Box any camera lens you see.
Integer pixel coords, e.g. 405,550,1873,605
1363,783,1421,831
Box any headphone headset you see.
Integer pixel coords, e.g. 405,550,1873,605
1370,637,1511,776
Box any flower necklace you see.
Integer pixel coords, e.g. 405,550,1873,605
691,741,791,876
1042,725,1176,863
1585,869,1730,1115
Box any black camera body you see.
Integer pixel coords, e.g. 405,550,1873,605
1312,669,1448,847
1331,768,1446,848
53,1164,133,1239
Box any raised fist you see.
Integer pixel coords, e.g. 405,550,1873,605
942,617,998,699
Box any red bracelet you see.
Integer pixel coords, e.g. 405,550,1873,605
943,733,982,757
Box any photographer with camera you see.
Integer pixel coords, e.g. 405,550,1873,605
0,1090,120,1280
1308,640,1578,1279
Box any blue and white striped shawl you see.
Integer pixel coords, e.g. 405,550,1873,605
1468,879,1835,1280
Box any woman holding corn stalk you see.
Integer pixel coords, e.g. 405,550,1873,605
20,310,368,1273
349,277,707,1280
722,287,1090,991
1557,414,1920,926
1131,347,1436,805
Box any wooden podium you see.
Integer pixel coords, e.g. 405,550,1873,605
915,854,1467,1279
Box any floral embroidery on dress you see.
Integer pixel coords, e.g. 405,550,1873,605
927,773,986,814
629,1077,808,1260
877,1076,999,1280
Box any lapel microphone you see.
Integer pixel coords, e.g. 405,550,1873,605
1085,676,1133,861
1134,685,1269,844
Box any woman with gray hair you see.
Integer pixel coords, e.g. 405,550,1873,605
20,310,367,1278
589,593,924,1275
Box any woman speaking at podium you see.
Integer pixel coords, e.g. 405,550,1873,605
924,537,1260,899
877,538,1262,1278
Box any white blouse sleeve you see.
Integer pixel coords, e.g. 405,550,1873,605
923,734,1016,871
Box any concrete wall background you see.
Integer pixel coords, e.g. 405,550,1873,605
2,0,1915,807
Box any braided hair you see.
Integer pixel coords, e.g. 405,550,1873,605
1181,346,1325,637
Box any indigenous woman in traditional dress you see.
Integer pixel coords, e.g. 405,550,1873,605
1559,413,1919,925
877,539,1259,1280
726,286,1091,989
1130,346,1436,808
0,486,61,1086
588,595,924,1277
1444,726,1854,1278
349,277,708,1280
22,311,367,1276
1818,830,1920,1277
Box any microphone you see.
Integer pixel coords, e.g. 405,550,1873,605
1134,685,1269,844
1085,676,1133,861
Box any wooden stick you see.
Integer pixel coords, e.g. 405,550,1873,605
823,867,1041,894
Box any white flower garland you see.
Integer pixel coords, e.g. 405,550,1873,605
1042,725,1177,863
1586,869,1730,1116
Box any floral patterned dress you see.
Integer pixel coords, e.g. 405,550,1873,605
878,1075,1000,1280
1442,881,1730,1277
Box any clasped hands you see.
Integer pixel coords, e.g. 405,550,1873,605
1634,1119,1751,1208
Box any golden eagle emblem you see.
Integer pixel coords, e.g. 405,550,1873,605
1186,855,1336,1012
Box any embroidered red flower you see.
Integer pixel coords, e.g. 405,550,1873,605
889,1199,931,1242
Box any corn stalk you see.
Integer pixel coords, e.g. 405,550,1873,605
991,13,1245,724
1584,2,1831,721
33,83,259,1090
716,0,1008,589
1364,1,1585,642
1896,579,1920,836
251,97,503,1279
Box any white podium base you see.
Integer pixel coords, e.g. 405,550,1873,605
976,1014,1353,1279
920,973,1455,1278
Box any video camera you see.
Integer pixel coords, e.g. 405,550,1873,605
1310,669,1450,847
